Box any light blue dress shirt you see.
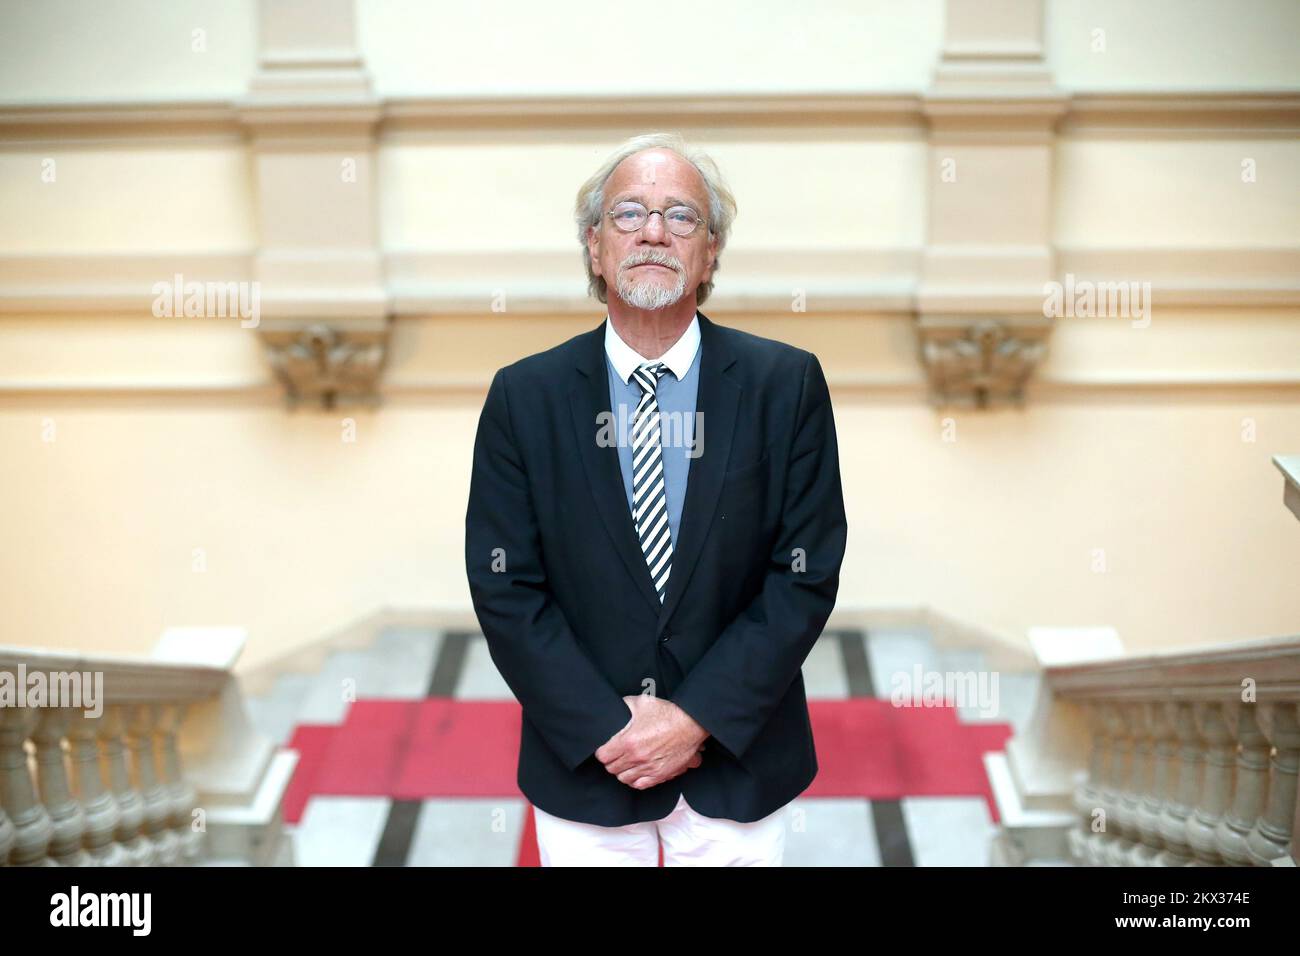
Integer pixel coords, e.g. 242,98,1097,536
604,313,702,553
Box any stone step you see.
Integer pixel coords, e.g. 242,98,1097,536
866,629,1040,732
244,627,442,744
984,751,1079,865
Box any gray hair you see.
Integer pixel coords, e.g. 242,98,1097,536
575,132,737,306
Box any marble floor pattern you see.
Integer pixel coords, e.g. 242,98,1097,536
248,627,1036,866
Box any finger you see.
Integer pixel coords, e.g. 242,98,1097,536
601,752,636,774
595,733,633,763
604,744,650,775
617,763,656,785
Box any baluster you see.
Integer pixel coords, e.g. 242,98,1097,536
1088,703,1127,865
1105,704,1144,865
128,703,181,865
1245,701,1299,865
1082,702,1122,865
1186,702,1234,865
1154,701,1196,866
1069,702,1105,865
1134,701,1171,864
66,711,129,866
0,708,56,866
157,702,203,864
1215,702,1270,865
31,708,92,866
100,705,152,865
0,805,14,865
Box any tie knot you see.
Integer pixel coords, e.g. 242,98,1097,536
633,362,670,395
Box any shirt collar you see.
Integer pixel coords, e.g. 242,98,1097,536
604,312,701,384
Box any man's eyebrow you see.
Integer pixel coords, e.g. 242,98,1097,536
611,193,703,212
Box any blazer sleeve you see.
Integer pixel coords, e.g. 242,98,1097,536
670,352,847,763
465,367,634,772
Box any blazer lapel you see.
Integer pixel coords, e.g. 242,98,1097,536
569,321,663,613
655,311,739,633
568,311,741,628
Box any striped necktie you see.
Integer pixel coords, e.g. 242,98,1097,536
630,361,673,603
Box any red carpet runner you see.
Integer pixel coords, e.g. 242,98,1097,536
283,698,1011,865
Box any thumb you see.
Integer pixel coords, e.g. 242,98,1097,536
619,699,636,733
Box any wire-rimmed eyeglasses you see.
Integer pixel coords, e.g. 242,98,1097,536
605,201,707,237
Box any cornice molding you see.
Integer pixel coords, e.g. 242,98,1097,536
1063,92,1300,137
5,372,1299,405
0,253,255,313
1056,247,1300,307
0,91,1295,142
0,102,243,146
2,247,1297,314
384,92,924,131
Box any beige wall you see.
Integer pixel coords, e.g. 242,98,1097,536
5,0,1298,100
1,0,1297,670
0,0,257,102
3,308,1298,671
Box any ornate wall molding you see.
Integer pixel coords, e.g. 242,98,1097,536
917,315,1051,408
262,320,387,410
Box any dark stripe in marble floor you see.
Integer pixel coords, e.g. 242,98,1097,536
834,629,873,697
371,800,421,867
871,800,916,868
427,630,474,697
372,629,470,866
834,629,915,867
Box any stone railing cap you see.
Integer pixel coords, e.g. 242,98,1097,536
1273,454,1300,488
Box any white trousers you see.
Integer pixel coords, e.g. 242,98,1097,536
533,792,788,866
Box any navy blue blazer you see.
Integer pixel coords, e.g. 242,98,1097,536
465,311,847,826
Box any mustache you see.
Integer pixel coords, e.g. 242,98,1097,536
621,253,684,273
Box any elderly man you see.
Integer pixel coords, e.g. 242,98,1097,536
465,132,847,866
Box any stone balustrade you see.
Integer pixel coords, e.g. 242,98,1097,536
989,628,1299,866
1055,637,1299,866
0,627,296,866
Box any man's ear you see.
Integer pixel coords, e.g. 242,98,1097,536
587,225,602,279
702,234,719,282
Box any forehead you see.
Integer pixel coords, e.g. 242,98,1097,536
605,148,707,204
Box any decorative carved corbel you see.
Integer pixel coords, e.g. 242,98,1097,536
917,315,1051,408
261,321,388,410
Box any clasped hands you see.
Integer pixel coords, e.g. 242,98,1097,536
594,693,710,790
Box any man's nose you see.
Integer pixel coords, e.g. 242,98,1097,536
638,210,671,245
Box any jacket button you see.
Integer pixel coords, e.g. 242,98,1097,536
660,632,671,643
